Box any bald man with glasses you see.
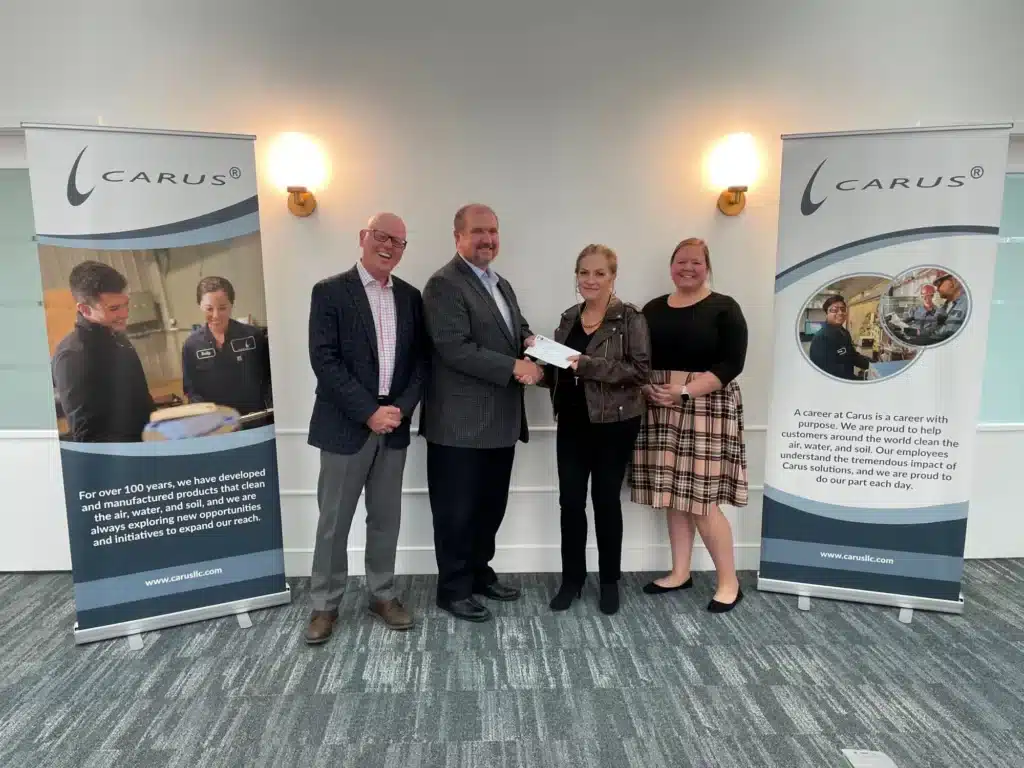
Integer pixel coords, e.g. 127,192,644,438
304,212,428,643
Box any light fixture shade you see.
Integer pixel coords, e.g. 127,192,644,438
266,132,329,193
707,132,760,191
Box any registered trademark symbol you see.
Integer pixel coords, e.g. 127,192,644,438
971,166,984,179
229,167,242,179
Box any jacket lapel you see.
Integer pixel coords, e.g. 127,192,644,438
587,322,617,354
554,307,578,344
453,256,515,348
343,268,378,361
493,279,517,346
572,298,625,354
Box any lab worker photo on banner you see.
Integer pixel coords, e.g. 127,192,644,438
879,266,972,349
43,233,275,444
798,274,920,383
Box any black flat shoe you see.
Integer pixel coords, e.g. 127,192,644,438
599,583,619,615
474,580,521,602
642,576,693,594
437,596,492,622
707,587,744,614
549,582,583,612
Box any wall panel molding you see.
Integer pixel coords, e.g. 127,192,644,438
278,485,767,497
282,543,766,578
1,425,1021,572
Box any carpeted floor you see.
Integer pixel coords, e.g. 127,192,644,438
1,562,1023,767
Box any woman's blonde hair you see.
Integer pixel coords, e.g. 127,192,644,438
575,243,618,275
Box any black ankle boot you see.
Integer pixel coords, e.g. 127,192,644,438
549,582,583,611
599,582,619,615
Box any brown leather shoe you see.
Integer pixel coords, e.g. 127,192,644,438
368,598,414,630
304,610,337,645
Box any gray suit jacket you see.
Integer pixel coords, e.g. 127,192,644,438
419,255,533,449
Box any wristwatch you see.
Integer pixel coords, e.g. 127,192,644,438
678,385,690,404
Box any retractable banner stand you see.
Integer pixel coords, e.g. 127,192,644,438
22,123,290,644
759,123,1012,615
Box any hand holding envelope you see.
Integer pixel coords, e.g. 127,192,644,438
524,335,579,369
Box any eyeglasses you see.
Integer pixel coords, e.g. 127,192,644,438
369,229,407,249
826,306,847,315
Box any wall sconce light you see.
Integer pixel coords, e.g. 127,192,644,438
707,132,760,216
287,186,317,217
266,132,330,218
717,185,748,216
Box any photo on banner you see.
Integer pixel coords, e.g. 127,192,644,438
41,235,274,441
22,123,290,644
797,273,920,383
879,265,971,349
760,123,1012,613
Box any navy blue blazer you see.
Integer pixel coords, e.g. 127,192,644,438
307,266,427,455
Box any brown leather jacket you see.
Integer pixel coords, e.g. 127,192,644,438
543,297,651,423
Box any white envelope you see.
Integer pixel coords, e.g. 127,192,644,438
525,335,578,369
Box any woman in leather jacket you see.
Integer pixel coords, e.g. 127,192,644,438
539,244,650,615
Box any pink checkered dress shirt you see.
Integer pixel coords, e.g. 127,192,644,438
356,261,397,397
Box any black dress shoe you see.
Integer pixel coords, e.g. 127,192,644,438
437,596,492,622
599,583,619,615
474,580,521,602
707,587,744,614
549,582,583,612
642,576,693,594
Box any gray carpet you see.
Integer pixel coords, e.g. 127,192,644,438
1,562,1023,768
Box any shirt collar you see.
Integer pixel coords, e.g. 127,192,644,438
76,312,117,337
459,254,496,283
357,260,393,289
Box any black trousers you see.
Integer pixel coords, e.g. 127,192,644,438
556,415,642,585
427,442,515,602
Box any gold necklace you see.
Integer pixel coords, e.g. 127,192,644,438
581,301,606,330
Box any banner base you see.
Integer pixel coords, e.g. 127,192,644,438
756,576,963,615
72,586,292,645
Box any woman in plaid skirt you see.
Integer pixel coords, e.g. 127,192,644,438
630,238,748,613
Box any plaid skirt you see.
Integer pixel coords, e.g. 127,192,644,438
630,370,748,515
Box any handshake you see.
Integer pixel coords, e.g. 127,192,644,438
513,335,544,386
514,358,544,386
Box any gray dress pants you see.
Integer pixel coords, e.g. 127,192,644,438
309,434,406,611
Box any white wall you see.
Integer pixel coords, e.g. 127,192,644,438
0,132,27,169
2,0,1023,573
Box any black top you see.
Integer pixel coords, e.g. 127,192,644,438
52,314,155,442
642,292,747,384
182,318,273,416
808,323,871,380
554,317,593,423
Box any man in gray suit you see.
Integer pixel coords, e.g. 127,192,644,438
420,203,544,622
